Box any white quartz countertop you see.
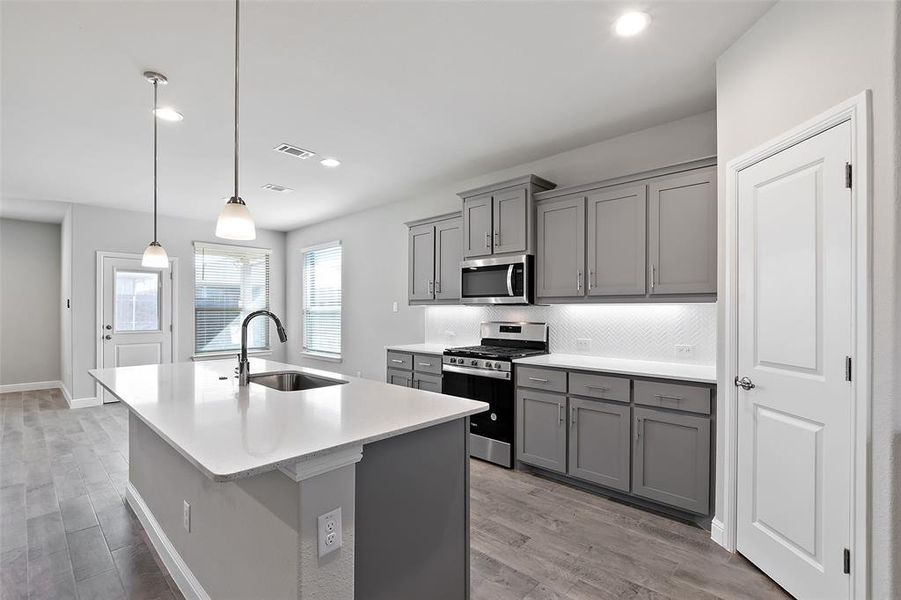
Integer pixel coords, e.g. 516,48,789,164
385,343,447,355
89,359,486,482
513,354,717,384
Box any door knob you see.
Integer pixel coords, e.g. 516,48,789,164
734,376,755,391
104,334,112,340
105,324,112,330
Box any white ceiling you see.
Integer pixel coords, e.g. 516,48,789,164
1,1,771,231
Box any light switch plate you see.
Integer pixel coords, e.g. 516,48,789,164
183,500,190,533
317,507,342,558
674,344,695,359
392,301,398,313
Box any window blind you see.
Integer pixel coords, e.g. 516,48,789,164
302,241,342,358
194,242,271,355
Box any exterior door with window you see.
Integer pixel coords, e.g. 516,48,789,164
100,255,172,403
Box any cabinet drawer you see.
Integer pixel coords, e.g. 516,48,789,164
386,351,412,371
516,367,566,393
634,380,710,415
568,372,630,403
413,354,442,375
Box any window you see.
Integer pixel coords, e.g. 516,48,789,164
302,241,342,359
194,242,271,356
115,270,160,331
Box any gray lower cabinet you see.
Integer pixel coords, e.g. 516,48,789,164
516,389,567,473
632,406,710,514
387,351,443,392
536,196,585,298
587,185,647,296
412,372,442,393
406,213,462,304
648,167,717,295
568,398,630,492
387,368,412,388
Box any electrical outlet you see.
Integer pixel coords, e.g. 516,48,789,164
183,500,191,533
576,338,591,352
317,507,342,558
674,344,695,359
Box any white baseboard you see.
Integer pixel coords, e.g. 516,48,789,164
710,518,728,550
126,482,211,600
0,380,62,394
68,396,101,409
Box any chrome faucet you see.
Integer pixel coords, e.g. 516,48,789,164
237,310,288,385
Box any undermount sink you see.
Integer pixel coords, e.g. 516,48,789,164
248,371,348,392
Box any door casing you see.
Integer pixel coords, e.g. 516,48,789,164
718,91,871,600
95,251,178,402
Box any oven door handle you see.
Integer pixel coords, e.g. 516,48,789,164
442,364,511,380
506,264,515,297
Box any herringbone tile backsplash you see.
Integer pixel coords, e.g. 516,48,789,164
424,303,716,365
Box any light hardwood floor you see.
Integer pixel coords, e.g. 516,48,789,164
1,389,790,600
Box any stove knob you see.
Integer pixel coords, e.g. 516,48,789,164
448,358,456,364
471,360,479,366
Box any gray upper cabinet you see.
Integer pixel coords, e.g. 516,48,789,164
435,218,462,300
493,187,528,254
536,196,585,298
462,193,493,258
516,389,567,474
459,175,556,259
632,406,710,514
648,167,717,295
406,213,462,304
568,398,630,492
587,185,647,296
408,224,435,301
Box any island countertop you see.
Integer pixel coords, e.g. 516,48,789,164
89,358,487,482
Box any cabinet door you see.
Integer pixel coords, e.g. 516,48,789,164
408,224,435,301
568,398,630,491
648,168,716,295
412,372,442,393
515,389,567,473
587,185,647,296
387,368,412,387
536,197,585,298
462,193,493,258
434,218,462,300
632,406,710,514
493,187,528,255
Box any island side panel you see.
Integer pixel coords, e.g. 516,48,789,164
128,413,301,599
354,418,469,600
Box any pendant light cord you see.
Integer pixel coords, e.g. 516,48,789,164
153,78,159,244
234,0,240,201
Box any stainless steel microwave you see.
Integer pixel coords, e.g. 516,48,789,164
460,255,533,304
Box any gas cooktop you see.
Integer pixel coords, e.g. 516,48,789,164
443,345,547,360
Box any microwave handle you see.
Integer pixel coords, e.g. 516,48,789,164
506,264,515,296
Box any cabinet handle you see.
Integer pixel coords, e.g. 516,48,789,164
584,385,609,391
577,270,582,291
650,264,657,290
435,280,441,293
494,231,500,246
636,418,643,441
558,403,563,424
391,359,404,364
428,280,434,294
418,362,432,367
484,232,491,249
528,377,549,383
654,394,684,403
588,270,593,291
570,406,576,428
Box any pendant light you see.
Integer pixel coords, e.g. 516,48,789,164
141,71,170,269
216,0,256,240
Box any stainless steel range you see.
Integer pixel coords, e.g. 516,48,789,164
441,322,548,468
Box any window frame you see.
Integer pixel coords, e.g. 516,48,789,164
301,240,343,362
192,241,272,359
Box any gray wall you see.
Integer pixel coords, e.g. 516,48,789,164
69,204,287,400
0,218,61,385
716,1,900,595
285,110,717,379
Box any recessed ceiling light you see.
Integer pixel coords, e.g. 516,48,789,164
614,11,651,37
261,183,293,193
320,158,341,168
153,107,184,122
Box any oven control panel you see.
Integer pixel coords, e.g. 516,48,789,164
443,356,512,372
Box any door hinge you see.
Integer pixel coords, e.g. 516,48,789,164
845,356,852,382
845,163,852,189
843,548,851,574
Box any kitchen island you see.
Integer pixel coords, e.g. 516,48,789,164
89,358,487,600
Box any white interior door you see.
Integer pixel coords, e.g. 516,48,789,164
736,121,852,599
100,255,173,403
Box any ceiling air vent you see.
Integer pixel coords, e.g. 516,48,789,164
273,143,316,159
261,183,293,193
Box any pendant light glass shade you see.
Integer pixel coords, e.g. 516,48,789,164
216,0,257,240
142,241,170,268
216,197,256,240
